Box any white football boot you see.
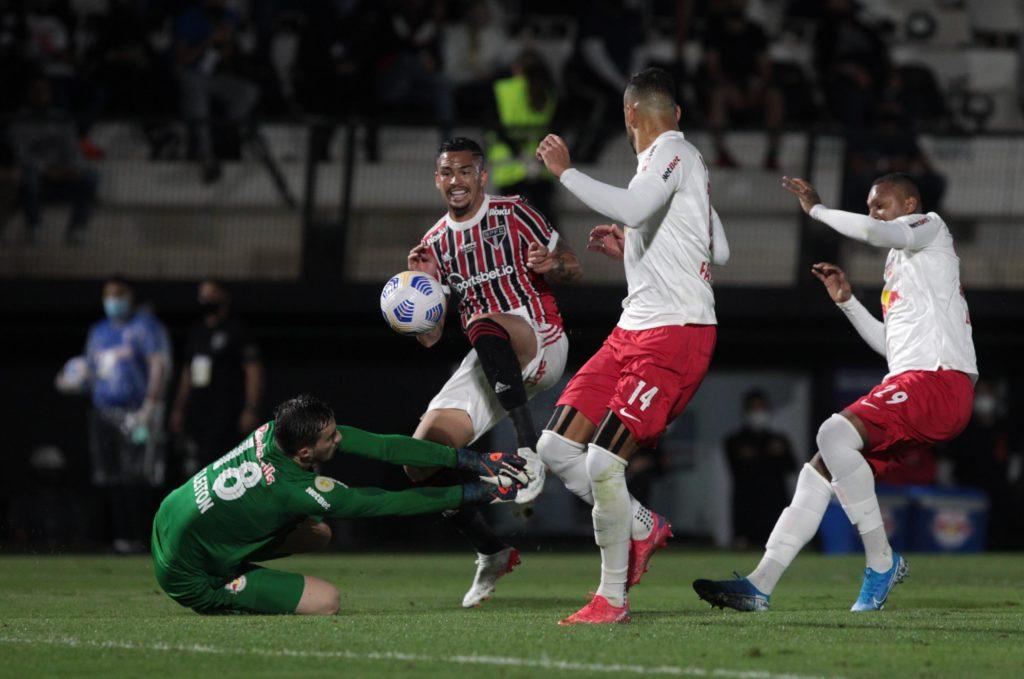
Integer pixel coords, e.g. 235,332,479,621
461,547,521,608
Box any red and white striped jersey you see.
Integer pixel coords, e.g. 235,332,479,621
421,194,564,335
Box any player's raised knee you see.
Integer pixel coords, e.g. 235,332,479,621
310,521,332,551
296,575,340,616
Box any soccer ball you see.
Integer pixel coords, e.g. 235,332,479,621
380,271,447,335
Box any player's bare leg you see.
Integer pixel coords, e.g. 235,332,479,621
294,575,341,615
540,406,666,590
407,408,519,608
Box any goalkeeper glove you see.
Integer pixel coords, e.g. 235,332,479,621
456,449,529,488
463,480,519,505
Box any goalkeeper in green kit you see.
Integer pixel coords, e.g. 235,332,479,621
152,394,530,615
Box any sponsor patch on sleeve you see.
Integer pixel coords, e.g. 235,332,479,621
909,216,930,227
661,155,682,182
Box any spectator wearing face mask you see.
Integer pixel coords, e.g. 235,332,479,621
55,275,170,554
724,389,796,548
940,380,1022,549
170,279,263,472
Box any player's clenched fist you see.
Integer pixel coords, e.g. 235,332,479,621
587,224,625,261
407,244,439,278
526,242,556,273
811,262,852,303
535,134,572,178
456,449,530,489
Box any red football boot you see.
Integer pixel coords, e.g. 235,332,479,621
558,594,630,626
628,512,673,589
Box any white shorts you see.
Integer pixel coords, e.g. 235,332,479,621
426,320,568,444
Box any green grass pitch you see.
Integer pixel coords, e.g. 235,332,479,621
1,551,1022,677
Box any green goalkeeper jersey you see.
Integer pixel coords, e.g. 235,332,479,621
152,422,462,578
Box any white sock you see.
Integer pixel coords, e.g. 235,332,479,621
631,501,653,541
817,414,893,573
587,443,630,608
538,430,653,541
747,463,833,595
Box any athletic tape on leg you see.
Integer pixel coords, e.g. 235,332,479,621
538,430,592,504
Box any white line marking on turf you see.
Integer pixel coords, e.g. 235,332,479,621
0,635,837,679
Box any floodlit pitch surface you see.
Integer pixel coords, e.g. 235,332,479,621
1,552,1022,677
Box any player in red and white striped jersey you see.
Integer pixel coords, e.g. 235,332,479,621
404,137,581,607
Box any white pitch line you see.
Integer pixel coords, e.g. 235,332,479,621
0,635,837,679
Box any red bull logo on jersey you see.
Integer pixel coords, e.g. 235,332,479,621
881,289,901,317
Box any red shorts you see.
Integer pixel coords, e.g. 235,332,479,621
845,370,974,477
557,324,716,445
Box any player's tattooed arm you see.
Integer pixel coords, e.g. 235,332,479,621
527,240,582,284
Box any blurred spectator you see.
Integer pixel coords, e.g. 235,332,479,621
80,0,177,154
840,111,947,213
813,0,890,129
55,276,170,554
702,0,783,169
9,76,99,246
725,390,795,548
486,50,558,221
173,0,260,183
170,279,264,472
374,0,454,141
941,380,1023,549
443,0,512,122
563,0,644,162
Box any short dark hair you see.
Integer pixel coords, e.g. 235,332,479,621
104,274,133,291
872,173,922,208
437,137,485,163
625,67,677,108
273,395,335,455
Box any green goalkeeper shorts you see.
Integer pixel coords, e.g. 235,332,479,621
154,561,305,615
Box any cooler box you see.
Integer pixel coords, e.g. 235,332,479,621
818,487,911,554
906,486,989,553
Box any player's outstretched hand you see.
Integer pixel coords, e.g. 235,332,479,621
781,176,822,215
811,262,852,303
535,134,572,178
587,224,625,261
456,449,530,488
407,244,439,278
463,479,519,505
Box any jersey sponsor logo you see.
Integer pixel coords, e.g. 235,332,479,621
487,206,512,217
909,217,930,227
224,575,247,594
446,264,515,294
306,487,331,510
314,476,337,493
192,470,214,514
881,289,901,317
458,241,477,255
482,224,508,249
661,155,681,182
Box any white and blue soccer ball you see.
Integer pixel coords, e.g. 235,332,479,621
380,271,446,336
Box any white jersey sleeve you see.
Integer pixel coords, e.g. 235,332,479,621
809,205,943,250
836,295,886,356
559,160,680,228
711,208,729,265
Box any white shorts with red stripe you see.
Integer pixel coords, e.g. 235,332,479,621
425,309,567,444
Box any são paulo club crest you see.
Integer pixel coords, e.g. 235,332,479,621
482,224,507,249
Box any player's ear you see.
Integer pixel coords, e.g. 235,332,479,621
674,104,681,123
480,166,489,185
